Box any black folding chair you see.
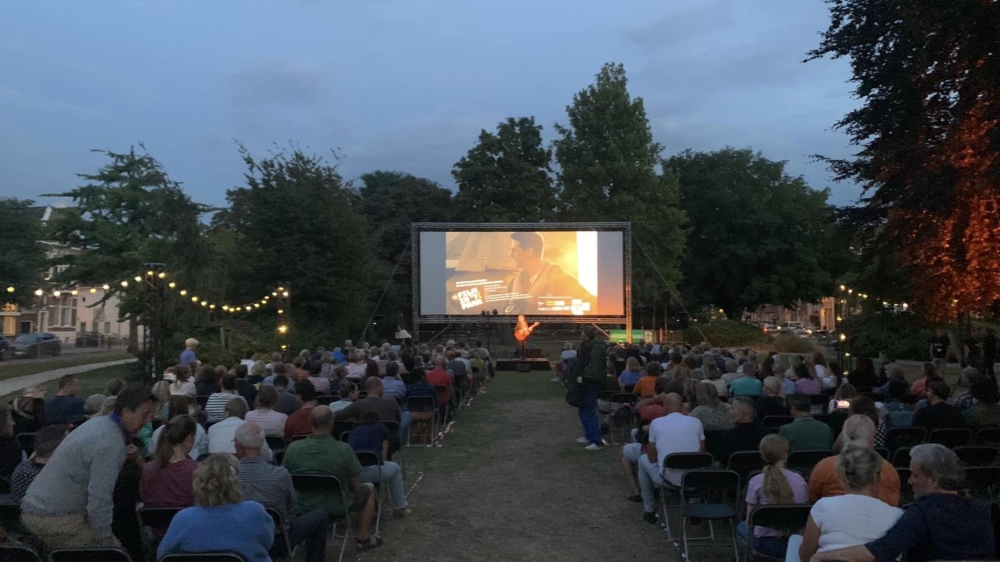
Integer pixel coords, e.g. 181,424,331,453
928,428,973,449
289,434,308,443
953,446,999,467
49,546,133,562
160,554,247,562
976,428,1000,447
963,467,1000,500
291,474,352,562
265,436,286,455
741,504,812,562
317,395,337,406
265,508,294,562
891,447,912,468
885,427,926,454
606,393,638,444
786,450,833,480
16,433,36,457
273,451,285,466
761,416,793,430
727,451,766,518
137,506,182,560
195,395,209,410
356,450,385,535
0,544,42,562
875,447,890,461
331,420,357,440
659,452,715,542
680,469,741,562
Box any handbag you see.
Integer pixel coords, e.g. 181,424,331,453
566,384,585,408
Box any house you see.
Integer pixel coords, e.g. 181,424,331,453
745,297,838,331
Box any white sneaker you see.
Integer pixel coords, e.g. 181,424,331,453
550,377,561,382
576,437,590,444
584,443,603,451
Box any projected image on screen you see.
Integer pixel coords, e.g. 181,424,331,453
419,230,624,317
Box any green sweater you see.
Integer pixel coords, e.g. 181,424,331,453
282,434,361,517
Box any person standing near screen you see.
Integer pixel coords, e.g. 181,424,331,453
505,232,590,314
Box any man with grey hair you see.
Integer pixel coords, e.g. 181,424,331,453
235,422,328,562
810,443,995,562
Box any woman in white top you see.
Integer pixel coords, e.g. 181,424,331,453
788,445,903,562
560,343,577,362
170,364,198,397
812,351,838,390
243,386,287,438
149,396,209,460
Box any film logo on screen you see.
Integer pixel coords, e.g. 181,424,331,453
456,287,484,310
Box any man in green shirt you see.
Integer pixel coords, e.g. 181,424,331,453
779,393,833,453
282,406,379,549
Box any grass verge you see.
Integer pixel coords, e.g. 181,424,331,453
0,363,132,403
0,352,132,381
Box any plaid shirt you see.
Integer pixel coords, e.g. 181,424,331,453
238,457,296,522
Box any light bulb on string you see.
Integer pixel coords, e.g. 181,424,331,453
53,290,61,297
89,288,97,293
5,286,13,293
179,290,187,296
34,289,43,297
272,292,278,297
168,282,176,289
191,296,198,302
102,284,110,290
146,270,154,277
70,290,78,296
200,301,207,307
134,276,142,283
158,272,166,279
277,286,285,292
121,281,129,287
281,291,289,297
254,303,260,308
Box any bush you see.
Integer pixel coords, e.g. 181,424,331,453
684,320,770,348
771,333,820,354
841,312,934,360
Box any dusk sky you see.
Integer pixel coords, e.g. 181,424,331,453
0,0,861,208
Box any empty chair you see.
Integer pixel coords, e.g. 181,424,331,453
762,416,794,430
885,427,926,453
963,466,1000,500
316,395,336,406
0,544,42,562
137,506,183,559
952,446,999,467
786,450,833,479
331,420,356,439
291,474,353,562
406,396,437,446
895,467,913,504
264,436,286,454
874,447,890,461
659,452,715,542
680,469,741,562
975,428,1000,447
264,508,292,562
891,447,912,468
927,428,973,449
49,546,133,562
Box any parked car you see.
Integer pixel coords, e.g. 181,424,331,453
75,331,102,348
0,335,10,360
11,333,62,358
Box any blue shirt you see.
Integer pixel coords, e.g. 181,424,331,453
405,382,437,410
348,423,390,454
866,493,994,562
44,395,85,425
157,501,274,562
180,349,197,365
382,378,406,400
618,370,643,388
730,376,763,397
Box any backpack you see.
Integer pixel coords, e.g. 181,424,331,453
583,340,608,384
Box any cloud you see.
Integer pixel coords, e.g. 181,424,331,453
225,58,330,107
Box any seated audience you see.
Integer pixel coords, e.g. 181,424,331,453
194,364,219,396
10,424,67,502
157,454,274,562
953,366,982,411
792,446,903,562
912,380,964,432
83,393,107,418
637,393,705,524
285,379,319,443
0,404,23,481
44,375,85,425
244,386,288,438
810,415,900,506
618,357,644,389
426,356,454,416
701,362,728,398
149,396,209,460
829,383,858,415
758,376,790,419
170,364,197,397
737,434,809,558
632,361,663,399
840,396,886,449
348,412,411,517
794,363,822,395
235,423,328,562
336,377,406,451
779,394,833,453
207,399,273,461
151,380,172,420
332,379,359,412
282,406,380,550
140,415,198,507
847,357,878,390
718,397,770,462
730,369,763,397
814,352,837,389
808,444,996,562
272,374,300,416
689,383,734,431
306,363,331,395
381,362,407,400
234,364,258,408
204,373,247,423
963,378,1000,429
909,362,940,401
881,379,914,429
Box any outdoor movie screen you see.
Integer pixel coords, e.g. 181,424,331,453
419,230,625,316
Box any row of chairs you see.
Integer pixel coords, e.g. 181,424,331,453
0,544,246,561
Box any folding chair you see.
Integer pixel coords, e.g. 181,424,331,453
383,420,403,473
317,395,337,406
928,428,973,449
273,451,284,466
16,433,35,457
726,451,765,518
332,420,356,440
875,447,890,461
953,446,999,467
291,474,353,562
265,436,286,455
679,469,741,562
406,396,437,446
659,452,715,542
607,393,638,444
289,434,308,443
964,467,1000,501
433,385,453,423
356,451,385,536
885,427,926,454
891,447,912,468
761,416,793,430
137,505,183,560
786,450,833,480
741,504,812,562
0,544,42,562
48,546,133,562
160,554,247,562
265,508,294,562
976,428,1000,447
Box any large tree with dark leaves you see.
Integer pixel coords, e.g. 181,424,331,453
668,148,843,318
810,0,1000,322
0,198,48,306
452,116,556,222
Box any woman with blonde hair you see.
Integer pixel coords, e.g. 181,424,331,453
152,380,172,420
737,434,809,558
249,360,268,384
758,376,790,418
619,356,644,388
157,454,274,561
690,383,734,430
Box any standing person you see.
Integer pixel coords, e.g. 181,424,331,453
930,330,950,363
573,328,606,451
180,338,199,366
44,374,85,425
737,434,809,558
20,383,157,548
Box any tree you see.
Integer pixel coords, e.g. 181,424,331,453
0,198,47,305
667,148,842,318
810,1,1000,322
213,144,377,344
452,117,557,222
553,63,687,319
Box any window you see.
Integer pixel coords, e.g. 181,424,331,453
50,296,77,328
103,322,111,334
80,322,86,332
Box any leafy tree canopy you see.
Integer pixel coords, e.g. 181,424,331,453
0,198,48,305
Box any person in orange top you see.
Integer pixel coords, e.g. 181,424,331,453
284,379,319,443
808,414,900,506
425,356,454,420
632,361,664,399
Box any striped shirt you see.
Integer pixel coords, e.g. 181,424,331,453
204,392,246,423
237,457,296,522
244,409,288,438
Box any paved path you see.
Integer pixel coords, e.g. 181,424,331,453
0,358,137,397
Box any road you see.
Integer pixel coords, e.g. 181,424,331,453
1,344,127,365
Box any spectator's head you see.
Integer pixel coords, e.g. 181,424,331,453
103,377,126,397
366,376,383,397
921,362,937,379
193,454,241,507
114,383,159,432
220,373,237,392
663,393,684,415
273,363,287,376
653,377,670,396
787,393,811,417
409,368,426,383
759,434,793,503
834,383,858,403
433,355,446,368
234,422,264,459
927,380,952,404
644,361,663,378
235,364,249,380
365,360,380,379
725,359,738,373
794,362,812,380
175,364,193,384
296,379,318,404
583,328,596,342
167,395,190,419
197,364,217,386
33,424,68,463
704,362,721,381
840,414,877,448
683,355,698,371
385,361,400,379
970,378,1000,406
57,374,79,396
309,405,334,434
224,397,248,420
909,443,965,496
731,396,757,424
83,393,106,416
835,445,883,494
255,386,278,410
763,376,783,397
273,374,289,390
886,362,905,381
625,357,641,372
152,380,172,408
214,365,228,378
695,382,720,408
185,338,199,350
848,395,880,429
887,379,910,402
339,379,359,400
812,351,827,367
153,415,197,468
960,366,983,389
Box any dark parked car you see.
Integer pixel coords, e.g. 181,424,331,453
0,335,10,360
11,333,61,358
75,331,102,348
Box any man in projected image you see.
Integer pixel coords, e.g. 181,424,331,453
504,231,589,314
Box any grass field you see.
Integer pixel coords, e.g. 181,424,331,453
0,352,131,381
0,363,132,403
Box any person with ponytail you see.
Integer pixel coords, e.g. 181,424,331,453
139,415,199,507
736,434,809,558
